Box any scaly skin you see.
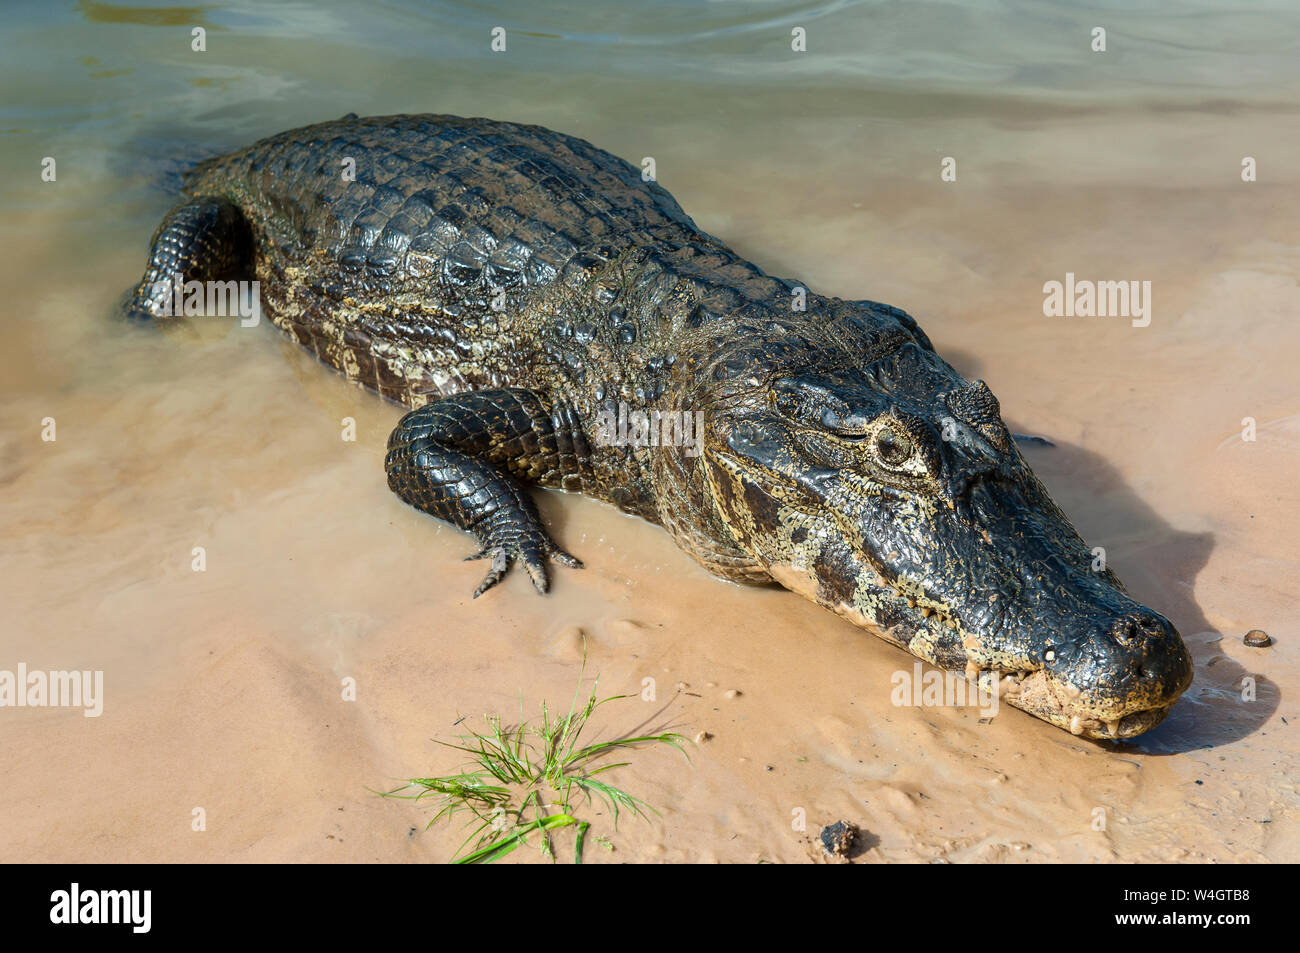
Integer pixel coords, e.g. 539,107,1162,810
130,113,1193,739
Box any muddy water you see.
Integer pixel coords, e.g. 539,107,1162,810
1,1,1297,863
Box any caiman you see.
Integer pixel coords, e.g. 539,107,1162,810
128,113,1193,740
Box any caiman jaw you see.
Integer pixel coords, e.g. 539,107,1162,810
965,665,1175,740
824,576,1190,741
755,508,1191,742
1019,682,1174,739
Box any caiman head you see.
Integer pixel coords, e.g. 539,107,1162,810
688,309,1192,739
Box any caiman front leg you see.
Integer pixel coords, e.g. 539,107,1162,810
385,388,586,598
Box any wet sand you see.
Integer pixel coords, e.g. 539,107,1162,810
1,3,1297,863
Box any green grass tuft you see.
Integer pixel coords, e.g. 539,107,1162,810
381,651,688,863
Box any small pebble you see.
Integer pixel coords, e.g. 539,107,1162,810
694,730,712,743
1244,629,1272,648
724,689,742,699
819,820,859,857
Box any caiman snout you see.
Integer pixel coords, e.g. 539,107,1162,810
701,360,1196,739
1027,607,1193,739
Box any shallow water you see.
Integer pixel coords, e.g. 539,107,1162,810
2,1,1297,862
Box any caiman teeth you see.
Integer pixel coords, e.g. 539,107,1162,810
957,665,1166,740
963,664,1036,698
890,584,961,632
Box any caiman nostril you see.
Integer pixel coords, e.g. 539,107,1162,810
1104,610,1187,688
1109,610,1171,647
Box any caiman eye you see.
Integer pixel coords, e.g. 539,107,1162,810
874,425,914,468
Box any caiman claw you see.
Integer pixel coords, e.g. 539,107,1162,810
466,527,582,598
